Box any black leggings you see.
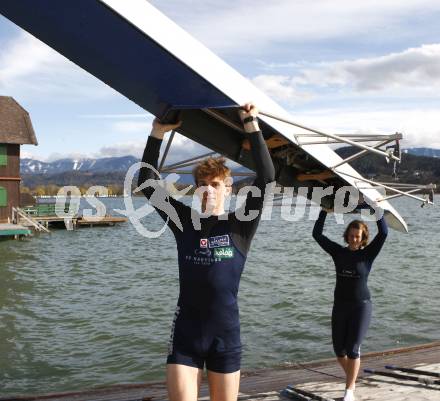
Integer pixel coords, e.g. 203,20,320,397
332,300,372,359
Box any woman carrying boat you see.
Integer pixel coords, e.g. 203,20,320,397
138,103,275,401
312,207,388,401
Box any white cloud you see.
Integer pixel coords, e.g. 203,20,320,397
111,121,152,134
79,113,150,119
94,132,212,169
248,44,440,151
45,152,95,162
251,44,440,105
0,33,52,82
297,44,440,92
291,107,440,149
20,149,39,160
251,75,310,102
97,142,145,158
150,0,440,55
0,32,115,101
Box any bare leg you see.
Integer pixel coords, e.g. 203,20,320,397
167,364,203,401
345,357,360,390
207,370,240,401
337,356,348,375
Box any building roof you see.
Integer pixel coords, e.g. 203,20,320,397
0,96,38,145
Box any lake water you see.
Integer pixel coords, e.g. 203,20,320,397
0,196,439,395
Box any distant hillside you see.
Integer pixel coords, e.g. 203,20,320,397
335,146,440,187
404,147,440,158
22,171,128,189
20,148,440,190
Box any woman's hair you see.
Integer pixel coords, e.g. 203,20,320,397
343,220,369,247
193,157,231,185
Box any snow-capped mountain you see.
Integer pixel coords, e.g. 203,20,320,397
20,156,139,174
20,155,253,187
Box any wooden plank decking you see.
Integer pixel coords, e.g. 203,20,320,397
0,223,31,237
18,215,128,230
77,216,128,227
2,342,439,401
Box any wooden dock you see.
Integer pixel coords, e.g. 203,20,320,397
18,215,128,230
2,342,439,401
13,204,127,231
0,223,31,238
77,216,128,227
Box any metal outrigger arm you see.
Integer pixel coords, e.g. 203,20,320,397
335,171,436,206
258,110,402,164
158,129,255,178
258,109,435,207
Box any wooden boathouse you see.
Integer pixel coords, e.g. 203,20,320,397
0,96,38,227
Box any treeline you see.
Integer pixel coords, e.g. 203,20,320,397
21,171,194,196
21,171,128,189
335,147,440,188
20,184,124,196
21,171,130,196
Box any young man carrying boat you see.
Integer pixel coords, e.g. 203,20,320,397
138,104,275,401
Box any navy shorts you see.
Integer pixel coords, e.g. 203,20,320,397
167,347,241,373
332,300,372,359
166,306,242,373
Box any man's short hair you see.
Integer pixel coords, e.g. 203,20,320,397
193,157,231,185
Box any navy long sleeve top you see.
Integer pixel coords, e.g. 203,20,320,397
137,131,275,313
313,210,388,302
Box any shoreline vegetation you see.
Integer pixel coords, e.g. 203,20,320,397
20,183,195,197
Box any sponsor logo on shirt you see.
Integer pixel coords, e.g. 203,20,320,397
338,268,360,279
200,238,208,248
214,246,234,259
195,248,212,257
208,234,230,248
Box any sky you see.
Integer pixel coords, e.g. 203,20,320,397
1,0,440,162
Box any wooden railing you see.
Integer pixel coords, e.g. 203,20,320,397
12,207,50,233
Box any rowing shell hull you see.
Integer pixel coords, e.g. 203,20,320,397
0,0,407,231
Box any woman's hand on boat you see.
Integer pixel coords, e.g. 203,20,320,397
150,118,182,139
239,103,260,133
